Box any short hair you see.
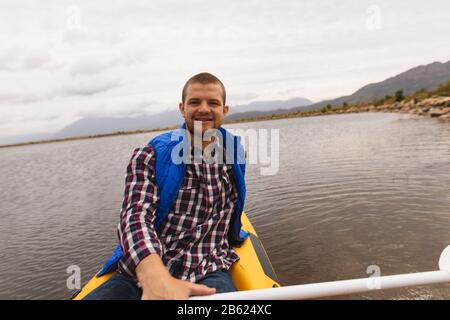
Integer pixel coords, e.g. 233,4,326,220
182,72,226,104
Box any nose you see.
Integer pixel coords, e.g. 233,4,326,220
198,101,210,113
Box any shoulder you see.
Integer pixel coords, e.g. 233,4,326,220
149,129,185,147
129,145,156,165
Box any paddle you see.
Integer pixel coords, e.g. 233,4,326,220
191,245,450,300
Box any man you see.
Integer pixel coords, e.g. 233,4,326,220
84,73,247,300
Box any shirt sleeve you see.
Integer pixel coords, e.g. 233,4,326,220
117,146,163,277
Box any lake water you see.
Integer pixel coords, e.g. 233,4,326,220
0,112,449,299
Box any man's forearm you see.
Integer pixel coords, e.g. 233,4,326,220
135,253,171,286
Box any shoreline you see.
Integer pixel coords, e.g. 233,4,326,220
1,96,449,150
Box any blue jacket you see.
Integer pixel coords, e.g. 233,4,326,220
97,124,248,276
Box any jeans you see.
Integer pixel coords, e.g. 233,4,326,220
83,270,236,300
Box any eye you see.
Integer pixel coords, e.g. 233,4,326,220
189,100,200,106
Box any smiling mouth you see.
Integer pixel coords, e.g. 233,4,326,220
195,118,213,121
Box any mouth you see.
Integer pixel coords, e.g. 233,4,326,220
194,118,213,122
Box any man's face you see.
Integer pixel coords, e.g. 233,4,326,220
179,82,228,134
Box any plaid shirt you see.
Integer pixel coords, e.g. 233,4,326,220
117,145,239,282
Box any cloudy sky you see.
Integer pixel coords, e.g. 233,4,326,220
1,0,450,140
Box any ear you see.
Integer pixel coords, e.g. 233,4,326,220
223,105,229,116
179,102,186,119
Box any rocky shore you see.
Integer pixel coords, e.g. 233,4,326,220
339,96,450,122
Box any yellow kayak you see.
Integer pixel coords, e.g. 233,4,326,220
72,212,280,300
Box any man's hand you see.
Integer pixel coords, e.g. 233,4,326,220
140,275,216,300
136,254,216,300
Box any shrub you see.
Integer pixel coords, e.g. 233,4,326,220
434,80,450,96
395,90,405,102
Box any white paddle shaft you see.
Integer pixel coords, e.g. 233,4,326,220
192,245,450,300
192,270,450,300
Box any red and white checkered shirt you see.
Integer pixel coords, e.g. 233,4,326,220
117,145,240,282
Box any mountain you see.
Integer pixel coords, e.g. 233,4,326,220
0,132,53,146
289,60,450,111
227,60,450,118
53,109,183,139
226,97,312,121
52,97,312,139
228,97,312,114
345,61,450,101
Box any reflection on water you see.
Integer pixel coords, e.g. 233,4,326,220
0,113,449,299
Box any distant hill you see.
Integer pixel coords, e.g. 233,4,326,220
287,60,450,112
345,61,450,101
226,60,450,119
228,97,312,114
0,132,52,146
53,110,183,139
52,97,313,139
226,97,312,121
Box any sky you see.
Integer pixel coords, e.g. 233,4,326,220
1,0,450,140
